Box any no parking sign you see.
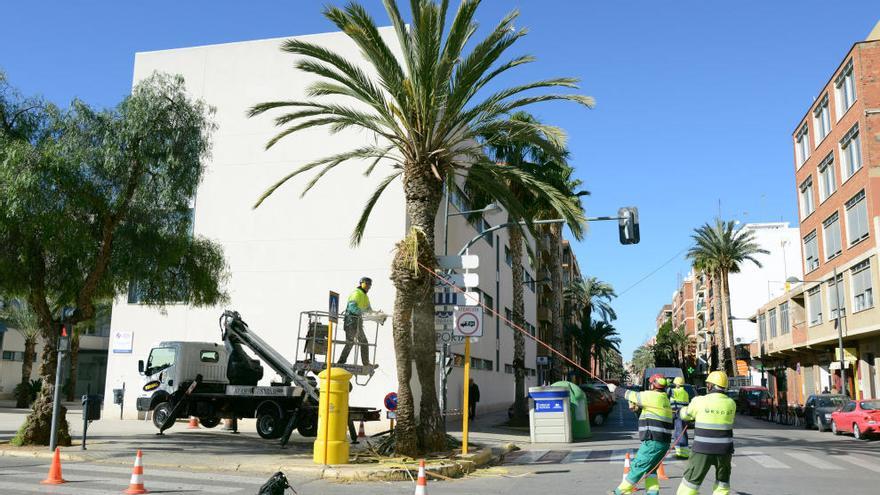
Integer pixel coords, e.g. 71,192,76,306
453,307,483,339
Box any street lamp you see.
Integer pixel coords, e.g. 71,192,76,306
786,274,849,397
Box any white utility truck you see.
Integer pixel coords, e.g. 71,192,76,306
135,310,380,440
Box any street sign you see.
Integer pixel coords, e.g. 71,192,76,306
437,255,479,270
384,392,398,411
434,291,480,306
536,356,549,366
434,272,479,289
328,291,340,323
111,331,133,354
454,307,483,338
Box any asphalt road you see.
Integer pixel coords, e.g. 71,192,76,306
1,405,878,494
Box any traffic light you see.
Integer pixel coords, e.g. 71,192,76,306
618,207,640,245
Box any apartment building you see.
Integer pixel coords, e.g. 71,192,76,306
757,24,880,404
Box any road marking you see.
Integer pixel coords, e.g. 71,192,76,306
534,450,569,464
0,480,115,495
563,450,593,463
56,463,265,484
785,452,843,470
610,449,630,463
509,450,549,465
740,451,790,469
1,468,249,493
838,455,880,474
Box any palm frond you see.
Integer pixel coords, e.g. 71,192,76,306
351,171,402,246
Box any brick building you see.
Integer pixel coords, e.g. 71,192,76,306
757,23,880,404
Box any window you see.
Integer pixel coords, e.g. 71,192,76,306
845,190,869,245
768,308,777,338
851,259,874,313
799,176,814,218
523,271,536,293
779,301,790,335
795,123,811,166
804,230,819,272
826,273,845,320
807,286,823,326
840,125,862,180
504,307,512,326
145,347,176,375
199,350,219,363
818,153,836,202
504,246,512,267
834,60,856,118
483,293,494,318
813,94,831,144
2,351,23,361
758,313,766,342
450,186,493,247
823,212,842,260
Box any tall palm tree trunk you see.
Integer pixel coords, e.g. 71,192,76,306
712,274,728,374
390,170,445,454
548,225,564,382
722,271,737,376
509,227,528,423
16,336,37,408
66,331,80,402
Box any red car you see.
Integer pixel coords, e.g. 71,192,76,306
831,399,880,439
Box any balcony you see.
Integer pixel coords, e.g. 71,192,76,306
537,307,552,323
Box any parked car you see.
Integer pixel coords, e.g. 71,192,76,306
831,399,880,439
737,386,771,416
804,394,848,432
586,382,616,403
581,384,615,425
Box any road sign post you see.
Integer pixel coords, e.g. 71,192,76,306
453,306,482,455
321,290,339,464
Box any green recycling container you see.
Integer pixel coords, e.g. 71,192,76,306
551,381,592,440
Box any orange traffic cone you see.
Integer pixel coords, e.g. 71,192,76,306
414,459,428,495
187,417,200,429
657,460,669,480
358,421,367,440
621,451,631,483
40,447,66,485
124,450,148,494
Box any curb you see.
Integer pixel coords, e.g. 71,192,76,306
0,443,518,481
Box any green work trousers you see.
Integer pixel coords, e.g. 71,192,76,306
676,452,732,495
616,439,669,494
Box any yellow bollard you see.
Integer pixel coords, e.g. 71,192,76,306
313,367,352,464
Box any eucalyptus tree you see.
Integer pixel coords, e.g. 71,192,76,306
248,0,591,454
688,219,767,374
0,72,227,445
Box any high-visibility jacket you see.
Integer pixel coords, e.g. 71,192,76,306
346,288,371,315
680,392,736,455
620,389,674,443
670,386,690,411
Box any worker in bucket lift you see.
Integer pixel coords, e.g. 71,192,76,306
607,375,673,495
338,277,375,367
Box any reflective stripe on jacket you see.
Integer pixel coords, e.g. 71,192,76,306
623,389,674,443
670,386,690,411
680,392,736,455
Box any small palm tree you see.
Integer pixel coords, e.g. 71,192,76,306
687,219,768,375
589,320,621,377
249,0,592,455
565,277,617,325
0,300,41,408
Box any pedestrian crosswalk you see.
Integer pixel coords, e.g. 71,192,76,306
0,461,267,494
503,447,880,474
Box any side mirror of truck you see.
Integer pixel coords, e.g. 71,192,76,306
138,360,144,374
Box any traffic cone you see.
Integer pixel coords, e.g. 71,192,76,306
358,421,367,440
187,417,199,429
124,450,148,494
621,451,631,483
40,447,66,485
414,459,428,495
657,460,669,480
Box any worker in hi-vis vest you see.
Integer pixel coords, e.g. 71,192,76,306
607,374,673,495
338,277,373,366
675,371,736,495
669,376,691,459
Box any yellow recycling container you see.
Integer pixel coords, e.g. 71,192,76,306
313,367,352,464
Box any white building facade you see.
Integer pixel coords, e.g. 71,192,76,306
103,30,540,422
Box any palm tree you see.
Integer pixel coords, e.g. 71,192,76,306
248,0,592,455
631,344,655,379
589,320,621,377
687,219,768,375
565,277,617,325
0,300,41,408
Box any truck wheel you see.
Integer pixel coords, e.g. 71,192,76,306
200,417,221,429
152,402,174,430
297,410,318,438
257,410,284,439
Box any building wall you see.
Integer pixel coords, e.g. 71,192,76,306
104,30,539,421
0,330,44,399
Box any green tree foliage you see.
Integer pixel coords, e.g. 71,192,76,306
653,319,688,368
0,71,228,445
248,0,591,455
631,344,656,379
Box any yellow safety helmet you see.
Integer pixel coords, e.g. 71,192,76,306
706,371,729,389
673,376,685,386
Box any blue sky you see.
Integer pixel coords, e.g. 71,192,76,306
2,1,878,361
